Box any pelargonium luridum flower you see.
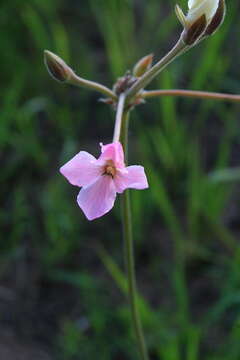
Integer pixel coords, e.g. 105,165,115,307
60,142,148,220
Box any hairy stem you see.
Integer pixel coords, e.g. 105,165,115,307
120,111,149,360
142,89,240,102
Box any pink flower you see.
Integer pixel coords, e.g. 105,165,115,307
60,142,148,220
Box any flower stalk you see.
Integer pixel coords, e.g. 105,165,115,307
69,73,117,100
142,89,240,103
113,93,126,143
119,108,149,360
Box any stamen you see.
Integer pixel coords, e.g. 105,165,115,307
103,161,116,178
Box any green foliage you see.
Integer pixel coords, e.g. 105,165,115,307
1,0,240,359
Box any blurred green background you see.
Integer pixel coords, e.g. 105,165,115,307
1,0,240,359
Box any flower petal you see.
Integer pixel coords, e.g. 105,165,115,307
188,0,202,9
99,142,125,168
60,151,101,187
77,175,117,220
188,0,219,23
114,165,149,193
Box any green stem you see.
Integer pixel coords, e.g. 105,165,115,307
120,111,149,360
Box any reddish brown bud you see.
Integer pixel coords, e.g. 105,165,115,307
182,14,207,45
133,54,154,77
44,50,74,83
204,0,226,36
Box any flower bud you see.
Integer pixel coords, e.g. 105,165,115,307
176,0,225,45
182,13,207,45
204,0,226,36
44,50,74,83
133,54,153,77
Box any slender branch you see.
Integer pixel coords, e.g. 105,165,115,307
142,89,240,102
113,93,126,143
120,111,149,360
126,37,187,104
69,73,117,100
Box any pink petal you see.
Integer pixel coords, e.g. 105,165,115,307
60,151,101,187
77,175,117,220
99,142,125,168
114,165,149,193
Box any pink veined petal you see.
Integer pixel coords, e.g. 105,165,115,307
60,151,102,187
99,142,125,168
114,165,149,193
77,175,117,220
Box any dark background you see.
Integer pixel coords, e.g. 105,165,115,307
1,0,240,359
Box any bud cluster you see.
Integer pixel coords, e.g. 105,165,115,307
111,54,154,108
113,72,138,96
43,0,227,110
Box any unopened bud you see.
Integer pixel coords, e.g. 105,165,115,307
176,0,225,45
133,54,153,77
44,50,74,83
204,0,226,36
182,14,207,45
